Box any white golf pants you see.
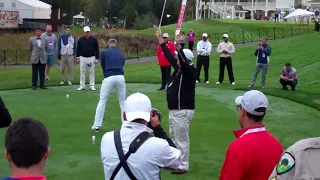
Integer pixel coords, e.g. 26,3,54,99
79,56,95,88
169,109,194,171
92,75,126,129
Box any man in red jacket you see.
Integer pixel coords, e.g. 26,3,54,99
156,33,175,90
219,90,283,180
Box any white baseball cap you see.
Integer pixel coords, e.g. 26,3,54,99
223,34,229,38
83,26,91,32
182,49,194,61
163,33,169,38
124,92,152,122
202,33,208,37
235,90,269,116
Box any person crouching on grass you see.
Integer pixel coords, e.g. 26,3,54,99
156,29,196,174
280,62,297,91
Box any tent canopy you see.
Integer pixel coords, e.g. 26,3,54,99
284,9,315,19
73,14,85,19
17,0,51,9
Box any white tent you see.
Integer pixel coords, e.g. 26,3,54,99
17,0,52,19
284,9,315,19
73,13,86,25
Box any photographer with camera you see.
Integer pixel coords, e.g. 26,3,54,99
156,29,196,174
101,92,181,180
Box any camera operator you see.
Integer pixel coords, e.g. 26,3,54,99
156,29,196,174
0,96,12,128
147,108,176,148
101,92,181,180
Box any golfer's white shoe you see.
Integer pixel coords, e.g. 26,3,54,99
77,87,85,91
232,82,236,85
205,81,210,84
90,87,96,91
196,80,199,83
68,81,72,85
216,82,220,84
60,81,65,85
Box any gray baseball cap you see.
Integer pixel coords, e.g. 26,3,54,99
108,38,118,44
235,90,269,116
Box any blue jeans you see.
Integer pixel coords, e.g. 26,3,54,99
46,55,55,66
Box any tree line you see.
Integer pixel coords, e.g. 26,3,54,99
43,0,197,29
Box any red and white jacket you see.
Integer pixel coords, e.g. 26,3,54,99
156,41,175,67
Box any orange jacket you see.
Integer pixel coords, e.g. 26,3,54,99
156,41,175,67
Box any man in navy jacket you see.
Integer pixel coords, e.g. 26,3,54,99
248,37,271,88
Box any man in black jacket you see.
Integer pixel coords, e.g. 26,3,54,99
156,29,196,174
0,96,12,128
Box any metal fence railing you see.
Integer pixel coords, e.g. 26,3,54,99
0,24,314,68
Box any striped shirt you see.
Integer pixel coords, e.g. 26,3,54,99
281,67,297,79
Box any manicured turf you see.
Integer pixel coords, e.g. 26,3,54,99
0,33,319,179
0,84,319,179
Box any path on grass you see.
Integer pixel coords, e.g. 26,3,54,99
0,42,258,69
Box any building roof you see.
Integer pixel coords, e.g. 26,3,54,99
73,14,85,19
234,4,246,11
18,0,51,9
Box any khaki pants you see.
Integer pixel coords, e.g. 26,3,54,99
60,55,74,81
169,109,195,171
79,56,95,88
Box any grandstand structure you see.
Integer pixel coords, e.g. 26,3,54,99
195,0,311,20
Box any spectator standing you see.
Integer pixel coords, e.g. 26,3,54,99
156,33,175,91
315,8,320,21
269,137,320,180
275,8,281,23
92,39,126,132
248,37,271,88
187,29,195,51
1,117,50,180
179,31,186,49
216,34,236,85
0,96,12,128
280,62,297,91
76,26,100,91
196,33,212,83
57,26,76,85
101,92,181,180
41,24,57,80
29,28,49,90
219,90,283,180
156,29,197,174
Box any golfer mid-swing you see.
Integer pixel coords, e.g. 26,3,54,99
92,38,126,132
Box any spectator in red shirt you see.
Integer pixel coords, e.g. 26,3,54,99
2,117,49,180
0,96,12,128
156,33,175,90
219,90,283,180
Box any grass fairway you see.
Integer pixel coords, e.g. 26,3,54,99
0,84,319,179
0,33,319,179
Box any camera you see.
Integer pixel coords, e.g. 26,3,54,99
152,109,162,121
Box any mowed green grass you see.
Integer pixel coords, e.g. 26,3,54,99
0,84,319,179
0,33,319,179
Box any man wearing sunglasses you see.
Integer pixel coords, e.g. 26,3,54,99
219,90,283,180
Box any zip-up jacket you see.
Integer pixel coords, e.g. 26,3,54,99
254,44,271,64
57,34,76,56
156,41,175,67
160,43,196,110
0,96,12,128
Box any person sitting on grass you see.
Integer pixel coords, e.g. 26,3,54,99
280,62,297,91
2,117,50,180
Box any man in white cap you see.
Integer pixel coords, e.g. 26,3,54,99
156,29,196,174
76,26,100,91
196,33,212,83
216,34,235,85
219,90,283,180
100,92,182,180
156,32,175,90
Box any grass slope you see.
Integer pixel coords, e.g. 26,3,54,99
0,33,319,109
0,84,319,179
